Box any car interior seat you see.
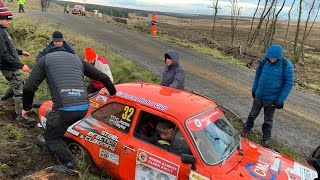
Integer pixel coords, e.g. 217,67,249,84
134,113,159,144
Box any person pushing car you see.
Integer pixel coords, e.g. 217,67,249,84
22,46,116,174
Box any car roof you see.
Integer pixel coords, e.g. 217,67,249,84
115,82,216,121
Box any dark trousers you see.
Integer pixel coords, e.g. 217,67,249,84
243,98,276,141
18,4,25,12
44,108,87,165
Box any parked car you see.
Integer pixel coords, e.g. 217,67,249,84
38,82,318,179
72,5,86,16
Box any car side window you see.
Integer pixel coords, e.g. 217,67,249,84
134,111,192,156
91,102,135,133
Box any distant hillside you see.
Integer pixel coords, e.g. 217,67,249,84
54,0,250,21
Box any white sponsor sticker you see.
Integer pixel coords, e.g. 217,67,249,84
99,148,119,165
96,95,107,103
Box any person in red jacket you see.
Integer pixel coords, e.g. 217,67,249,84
84,48,114,93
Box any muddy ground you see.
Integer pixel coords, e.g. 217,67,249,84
0,100,77,180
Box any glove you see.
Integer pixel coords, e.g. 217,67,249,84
252,92,255,99
276,103,284,109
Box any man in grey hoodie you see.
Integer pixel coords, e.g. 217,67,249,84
160,49,185,90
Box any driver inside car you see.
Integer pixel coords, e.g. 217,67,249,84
154,120,175,150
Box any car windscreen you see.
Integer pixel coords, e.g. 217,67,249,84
186,106,240,165
74,5,83,9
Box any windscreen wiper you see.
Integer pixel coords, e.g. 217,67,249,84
220,142,232,165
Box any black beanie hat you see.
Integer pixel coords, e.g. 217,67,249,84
0,6,13,20
52,31,64,42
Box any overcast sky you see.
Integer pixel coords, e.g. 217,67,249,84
65,0,320,20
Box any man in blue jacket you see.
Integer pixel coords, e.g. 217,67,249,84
36,31,74,62
241,44,294,147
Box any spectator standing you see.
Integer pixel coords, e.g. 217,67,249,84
36,31,74,62
18,0,25,13
241,44,294,147
160,49,185,90
0,6,35,127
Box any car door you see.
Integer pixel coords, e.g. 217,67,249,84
118,109,194,180
89,101,138,178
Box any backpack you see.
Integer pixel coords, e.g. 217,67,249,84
258,58,287,82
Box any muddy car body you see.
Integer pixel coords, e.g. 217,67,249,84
72,5,86,16
38,82,318,179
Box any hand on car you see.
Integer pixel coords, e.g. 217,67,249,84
22,109,31,119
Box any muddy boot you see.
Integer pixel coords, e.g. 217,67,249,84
35,134,51,154
261,140,270,148
53,161,78,176
16,115,36,128
0,88,14,101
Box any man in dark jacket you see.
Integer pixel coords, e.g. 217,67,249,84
241,44,294,147
0,6,35,127
22,46,116,174
160,49,185,90
36,31,74,62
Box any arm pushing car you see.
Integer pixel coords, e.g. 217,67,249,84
22,46,116,174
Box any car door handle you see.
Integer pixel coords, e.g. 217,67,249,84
123,145,136,153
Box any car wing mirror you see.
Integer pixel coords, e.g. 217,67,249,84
181,154,196,170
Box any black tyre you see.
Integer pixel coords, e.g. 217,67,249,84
67,142,94,171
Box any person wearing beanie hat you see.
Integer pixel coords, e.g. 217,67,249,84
84,47,114,93
0,6,35,127
241,44,294,148
36,31,75,62
160,49,185,90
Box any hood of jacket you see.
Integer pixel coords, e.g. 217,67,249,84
265,44,283,60
164,49,179,68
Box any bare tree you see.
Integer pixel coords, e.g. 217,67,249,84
210,0,220,38
293,0,303,63
300,0,319,61
246,0,262,48
230,0,242,46
267,0,286,49
284,0,296,46
247,0,276,47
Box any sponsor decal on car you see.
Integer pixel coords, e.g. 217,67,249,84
116,92,168,111
285,162,318,180
135,149,179,180
108,115,131,131
99,148,119,165
83,131,119,151
249,141,257,149
90,100,99,108
96,95,107,103
245,152,281,180
189,171,210,180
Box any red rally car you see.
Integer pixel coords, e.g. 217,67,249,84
38,82,318,180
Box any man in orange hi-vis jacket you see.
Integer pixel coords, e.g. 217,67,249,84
151,13,157,36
